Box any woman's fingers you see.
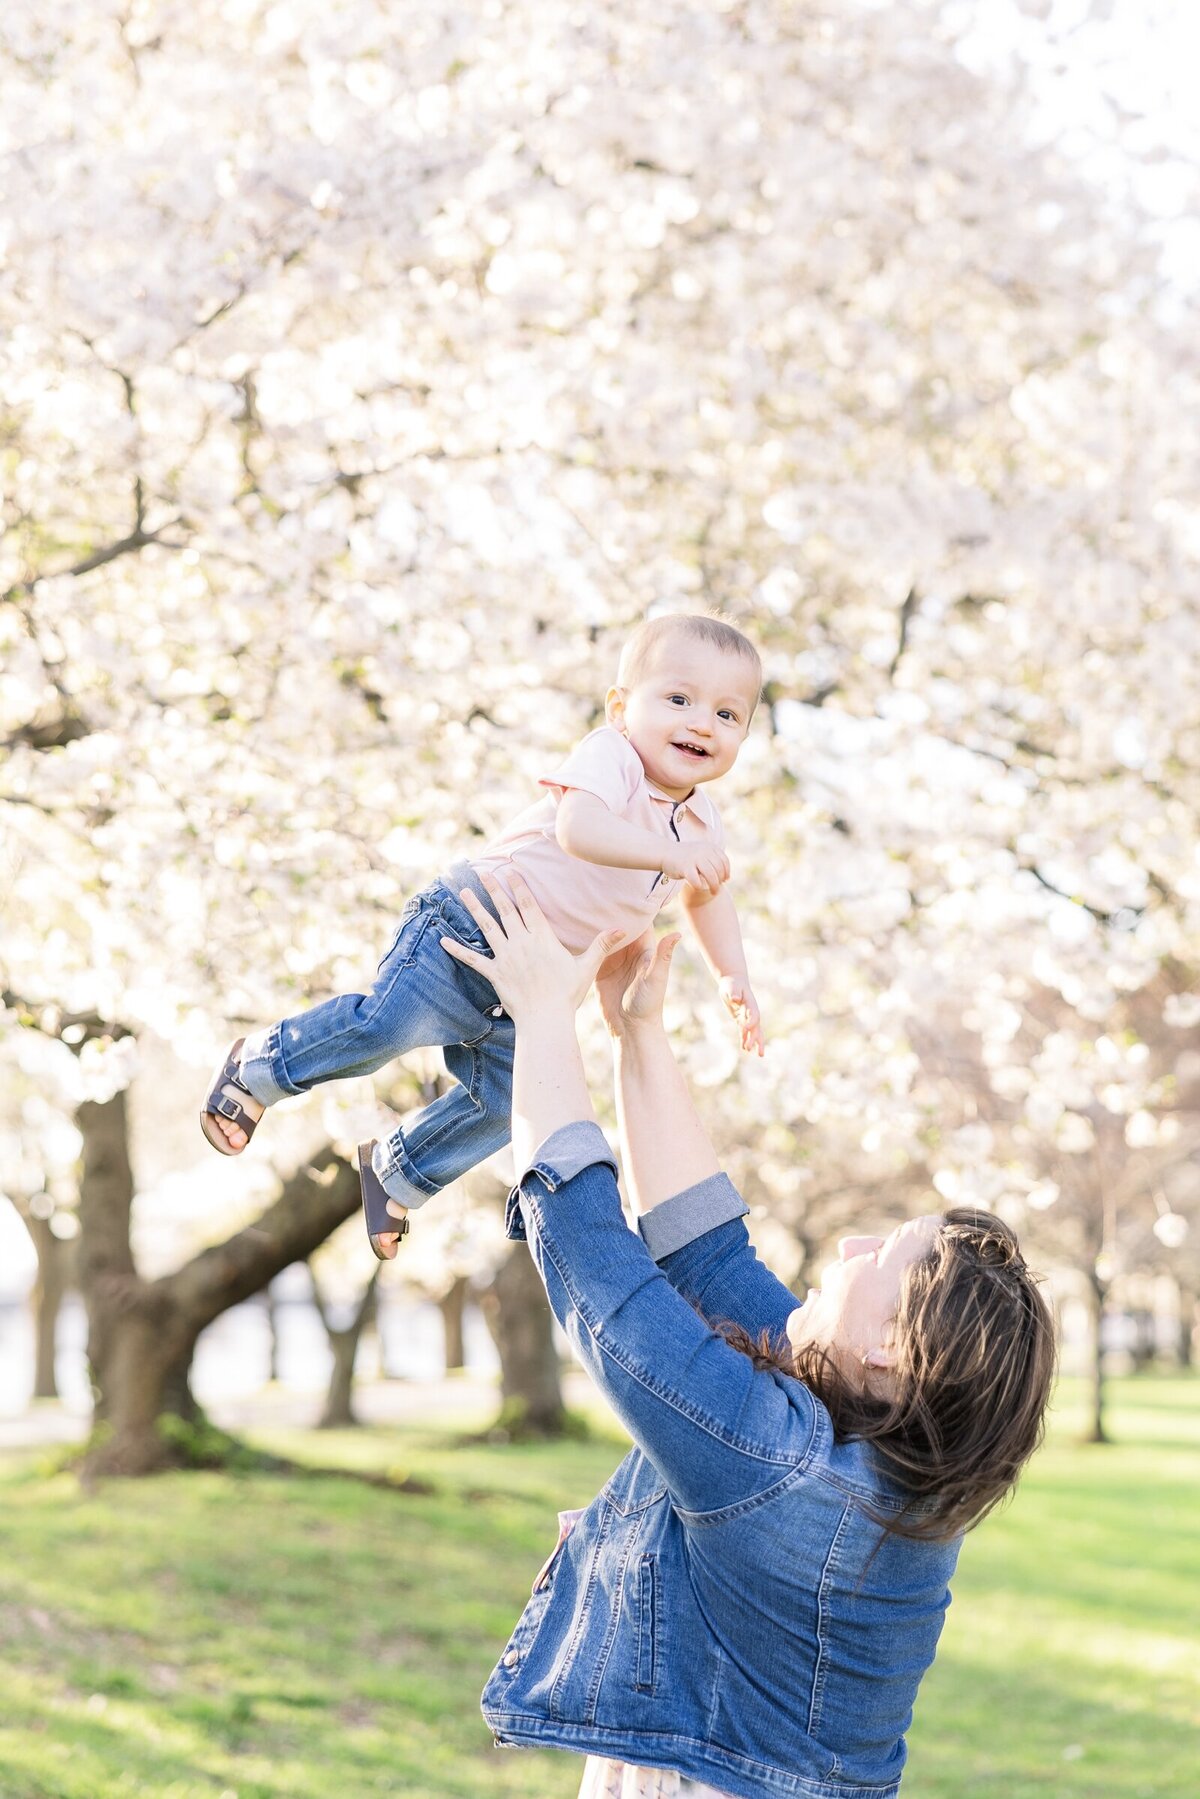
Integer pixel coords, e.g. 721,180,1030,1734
626,935,680,1021
456,883,504,946
573,928,627,996
498,869,550,936
649,932,680,971
464,869,539,939
440,934,487,972
647,932,680,987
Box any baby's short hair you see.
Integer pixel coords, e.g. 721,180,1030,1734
618,612,763,712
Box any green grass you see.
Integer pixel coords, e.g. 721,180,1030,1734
906,1376,1200,1799
0,1376,1196,1798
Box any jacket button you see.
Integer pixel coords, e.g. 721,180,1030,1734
503,1649,519,1668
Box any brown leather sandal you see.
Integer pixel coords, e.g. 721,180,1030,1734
200,1038,262,1155
358,1140,411,1260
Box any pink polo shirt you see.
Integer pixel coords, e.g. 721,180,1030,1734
470,726,724,954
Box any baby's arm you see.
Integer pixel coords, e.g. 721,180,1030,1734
681,883,765,1055
556,789,728,896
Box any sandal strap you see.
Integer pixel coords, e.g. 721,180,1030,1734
212,1091,255,1127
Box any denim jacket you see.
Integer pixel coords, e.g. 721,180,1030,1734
480,1125,959,1799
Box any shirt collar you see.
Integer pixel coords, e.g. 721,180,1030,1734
645,780,717,827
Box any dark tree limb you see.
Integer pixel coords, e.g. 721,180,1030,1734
888,586,920,679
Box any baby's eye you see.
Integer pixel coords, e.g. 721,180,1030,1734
718,709,739,723
667,694,688,706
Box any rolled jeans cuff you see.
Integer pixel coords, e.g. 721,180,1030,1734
506,1121,620,1240
372,1136,439,1211
637,1172,749,1261
237,1025,296,1108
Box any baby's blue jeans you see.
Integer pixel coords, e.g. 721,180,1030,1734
238,866,513,1207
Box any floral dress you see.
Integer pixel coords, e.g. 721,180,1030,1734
576,1758,736,1799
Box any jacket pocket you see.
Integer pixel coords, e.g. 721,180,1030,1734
634,1552,659,1694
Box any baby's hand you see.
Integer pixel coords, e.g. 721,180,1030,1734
719,975,765,1057
664,842,730,896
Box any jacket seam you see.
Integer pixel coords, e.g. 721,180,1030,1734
807,1498,853,1745
675,1453,821,1527
582,1507,639,1723
549,1501,611,1720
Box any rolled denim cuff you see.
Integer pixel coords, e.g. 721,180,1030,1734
505,1121,619,1239
237,1025,294,1107
637,1172,749,1261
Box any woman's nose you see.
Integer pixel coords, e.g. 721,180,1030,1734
838,1235,881,1262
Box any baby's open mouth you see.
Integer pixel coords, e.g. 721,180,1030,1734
673,742,710,758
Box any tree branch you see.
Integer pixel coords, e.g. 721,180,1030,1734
888,586,920,679
1016,860,1144,929
163,1148,362,1331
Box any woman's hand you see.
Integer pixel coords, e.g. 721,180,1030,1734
442,871,621,1022
595,929,681,1039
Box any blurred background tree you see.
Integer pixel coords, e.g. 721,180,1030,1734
2,0,1197,1467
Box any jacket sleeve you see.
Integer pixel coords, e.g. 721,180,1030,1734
506,1126,817,1516
638,1171,800,1351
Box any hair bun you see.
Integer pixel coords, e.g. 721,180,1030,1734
977,1232,1026,1276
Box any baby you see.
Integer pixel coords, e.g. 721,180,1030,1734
201,612,763,1257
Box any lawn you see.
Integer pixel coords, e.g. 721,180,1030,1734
0,1375,1195,1799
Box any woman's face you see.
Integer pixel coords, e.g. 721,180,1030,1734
786,1215,943,1371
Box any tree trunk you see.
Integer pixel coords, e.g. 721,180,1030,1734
264,1281,283,1382
76,1076,364,1476
15,1207,73,1400
439,1274,469,1372
1179,1289,1196,1370
311,1264,381,1428
481,1243,566,1438
1085,1267,1110,1445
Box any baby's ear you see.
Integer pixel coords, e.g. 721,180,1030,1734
604,685,626,730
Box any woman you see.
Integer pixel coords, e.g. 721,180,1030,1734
435,873,1055,1799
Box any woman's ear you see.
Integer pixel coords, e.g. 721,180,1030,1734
605,685,627,732
862,1324,898,1372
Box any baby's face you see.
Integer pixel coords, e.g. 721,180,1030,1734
607,638,758,799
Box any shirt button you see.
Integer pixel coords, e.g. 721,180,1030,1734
503,1649,519,1668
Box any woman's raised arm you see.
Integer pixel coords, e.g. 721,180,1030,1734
597,935,799,1343
596,933,724,1215
439,878,807,1512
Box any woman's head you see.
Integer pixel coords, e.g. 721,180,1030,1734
786,1214,943,1371
776,1208,1056,1540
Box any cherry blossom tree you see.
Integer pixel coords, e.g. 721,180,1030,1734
3,0,1197,1463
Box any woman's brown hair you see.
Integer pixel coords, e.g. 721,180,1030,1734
723,1208,1057,1543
